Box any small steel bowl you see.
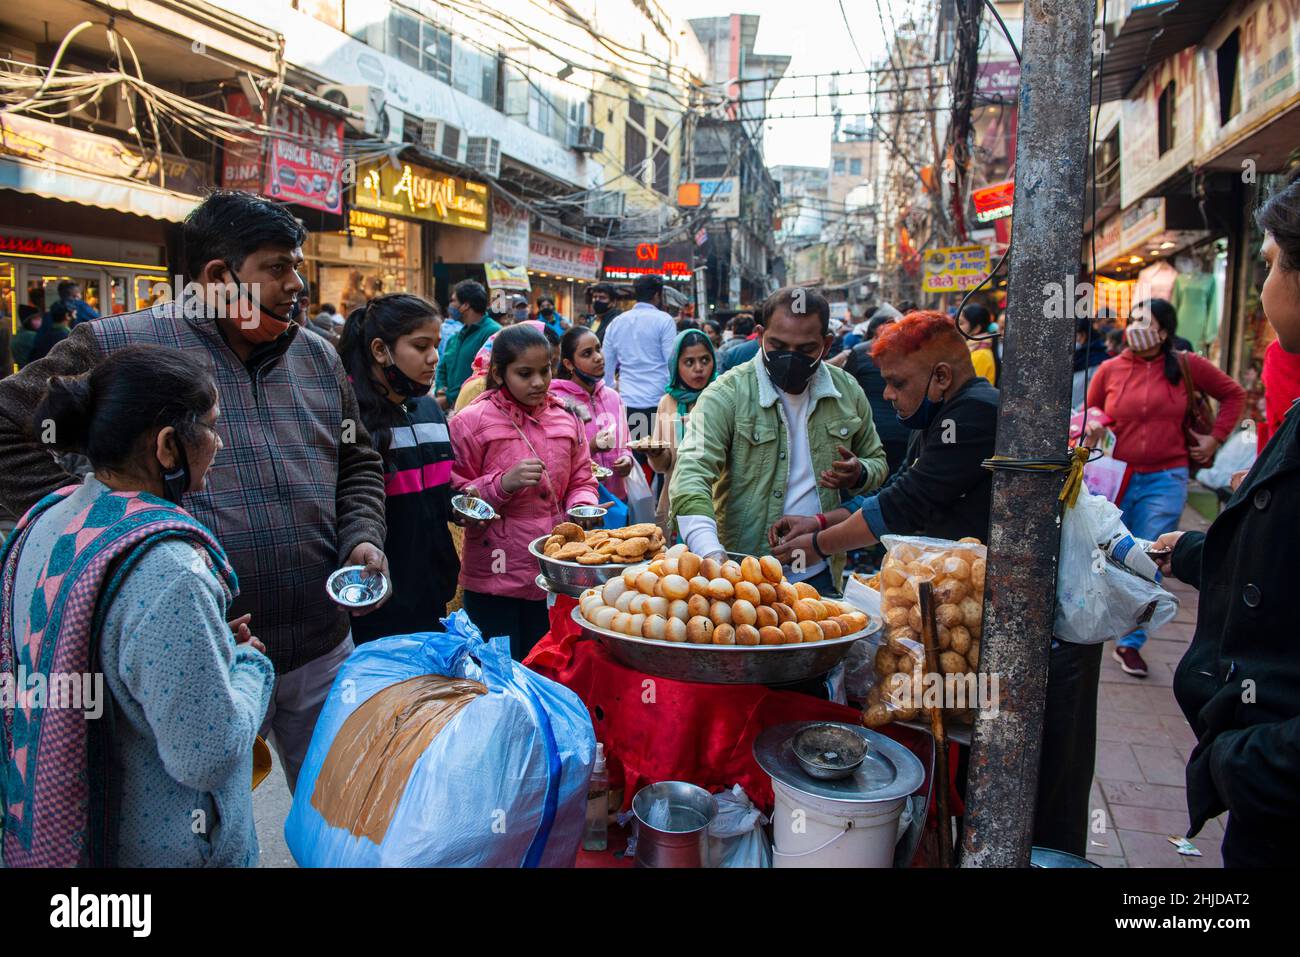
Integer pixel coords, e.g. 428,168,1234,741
568,505,608,523
451,494,497,522
591,463,614,480
792,722,868,780
326,565,390,609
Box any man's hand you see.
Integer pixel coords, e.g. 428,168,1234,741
1230,468,1249,492
611,454,634,477
771,531,818,566
1189,432,1220,466
1149,531,1185,577
228,613,266,654
502,458,545,493
768,514,820,548
344,542,391,616
819,444,863,490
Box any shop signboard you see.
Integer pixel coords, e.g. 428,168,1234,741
354,159,489,231
489,195,530,266
1120,48,1197,208
1120,197,1165,253
921,245,991,293
972,180,1014,223
0,112,207,196
528,233,600,280
976,59,1020,98
1090,211,1125,269
264,102,345,214
1195,0,1300,165
222,93,345,213
346,209,392,243
602,241,693,282
697,177,740,218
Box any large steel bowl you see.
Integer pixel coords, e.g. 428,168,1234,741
530,535,631,597
570,605,881,686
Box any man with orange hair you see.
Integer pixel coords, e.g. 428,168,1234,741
771,310,999,557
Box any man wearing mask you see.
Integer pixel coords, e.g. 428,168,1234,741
0,190,389,792
536,296,566,339
509,294,532,325
601,274,678,443
434,279,500,410
585,282,621,343
669,286,888,596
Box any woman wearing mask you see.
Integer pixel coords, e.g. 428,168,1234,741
1087,298,1245,677
1,346,273,867
450,323,599,659
1151,172,1300,867
646,328,718,534
551,326,635,500
336,294,459,643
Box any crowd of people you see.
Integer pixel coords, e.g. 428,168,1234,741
1,172,1298,868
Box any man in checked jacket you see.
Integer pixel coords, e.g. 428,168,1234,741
0,191,389,793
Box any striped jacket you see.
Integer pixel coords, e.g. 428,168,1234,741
352,394,459,643
0,300,387,673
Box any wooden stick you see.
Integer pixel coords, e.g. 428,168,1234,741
918,580,953,869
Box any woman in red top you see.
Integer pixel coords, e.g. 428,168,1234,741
1087,298,1245,676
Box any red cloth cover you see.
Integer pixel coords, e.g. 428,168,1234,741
527,596,964,825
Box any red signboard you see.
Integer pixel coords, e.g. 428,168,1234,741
222,93,345,214
602,241,693,282
972,180,1014,223
0,235,74,257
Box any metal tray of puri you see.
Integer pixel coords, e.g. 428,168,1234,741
529,535,630,597
569,604,881,686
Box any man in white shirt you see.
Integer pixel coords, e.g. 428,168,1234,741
601,273,678,442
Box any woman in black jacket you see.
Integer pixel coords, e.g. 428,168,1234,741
1152,172,1300,867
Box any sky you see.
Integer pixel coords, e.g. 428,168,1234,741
678,0,926,169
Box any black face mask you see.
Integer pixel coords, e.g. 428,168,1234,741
762,345,822,395
161,441,191,506
591,300,612,316
382,347,433,398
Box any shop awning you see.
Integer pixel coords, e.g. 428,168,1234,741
1097,0,1236,102
0,157,201,223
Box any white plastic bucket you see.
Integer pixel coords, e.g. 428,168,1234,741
770,777,904,868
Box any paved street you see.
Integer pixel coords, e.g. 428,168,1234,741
1086,505,1224,868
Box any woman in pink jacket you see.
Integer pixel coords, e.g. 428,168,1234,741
550,326,635,500
450,322,599,659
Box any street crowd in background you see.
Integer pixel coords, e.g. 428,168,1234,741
1,173,1300,868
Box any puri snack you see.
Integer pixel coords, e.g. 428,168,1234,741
540,521,667,565
575,550,871,645
864,535,987,728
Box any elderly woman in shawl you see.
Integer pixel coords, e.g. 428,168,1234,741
0,345,272,867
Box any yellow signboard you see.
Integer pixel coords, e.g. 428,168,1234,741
354,160,489,231
921,245,991,293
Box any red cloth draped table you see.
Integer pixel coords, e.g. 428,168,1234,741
525,595,964,862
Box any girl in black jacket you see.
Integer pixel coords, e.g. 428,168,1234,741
1153,171,1300,866
337,294,460,643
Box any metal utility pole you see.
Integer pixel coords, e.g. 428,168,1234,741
960,0,1094,867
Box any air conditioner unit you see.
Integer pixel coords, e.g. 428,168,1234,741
567,125,604,154
584,190,626,219
78,84,134,133
317,84,389,140
420,119,463,162
465,135,501,178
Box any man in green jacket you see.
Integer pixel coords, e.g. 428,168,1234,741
435,278,500,409
669,285,888,595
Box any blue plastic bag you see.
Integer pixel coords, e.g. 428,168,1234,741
284,611,595,867
597,480,629,529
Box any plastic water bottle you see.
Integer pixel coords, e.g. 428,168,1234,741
582,743,608,852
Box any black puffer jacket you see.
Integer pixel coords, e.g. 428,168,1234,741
1171,399,1300,867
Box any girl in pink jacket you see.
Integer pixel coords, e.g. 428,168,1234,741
450,323,599,659
550,326,635,500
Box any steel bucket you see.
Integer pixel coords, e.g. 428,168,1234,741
632,781,718,868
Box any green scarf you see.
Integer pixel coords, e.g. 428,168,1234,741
665,329,719,436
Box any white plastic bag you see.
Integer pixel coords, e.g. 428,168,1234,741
707,785,771,868
1055,491,1179,644
841,574,883,703
623,463,657,525
1195,422,1257,491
